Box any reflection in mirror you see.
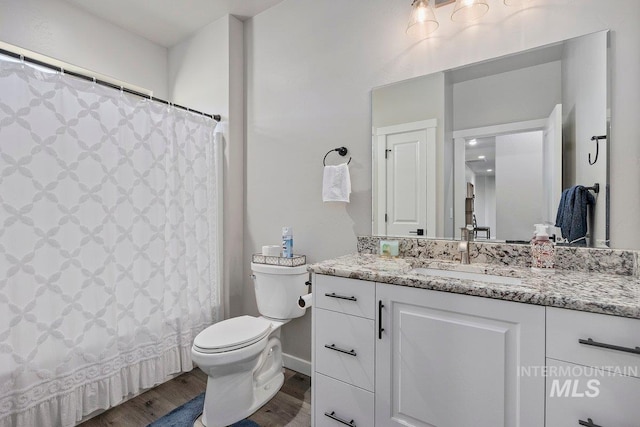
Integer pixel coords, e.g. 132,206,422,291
455,106,562,244
371,30,609,247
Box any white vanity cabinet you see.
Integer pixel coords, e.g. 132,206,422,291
313,274,376,427
312,275,546,427
375,282,546,427
545,308,640,427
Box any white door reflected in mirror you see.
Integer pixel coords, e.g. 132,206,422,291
373,120,437,237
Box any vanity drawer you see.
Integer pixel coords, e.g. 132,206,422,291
315,308,375,391
547,307,640,375
314,373,374,427
546,359,640,427
314,274,375,319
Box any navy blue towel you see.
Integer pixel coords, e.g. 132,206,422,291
555,185,595,246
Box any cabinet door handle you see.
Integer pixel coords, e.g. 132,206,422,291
579,418,603,427
578,338,640,355
324,344,357,357
324,292,357,301
324,411,356,426
378,300,385,339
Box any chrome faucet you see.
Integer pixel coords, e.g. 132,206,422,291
458,226,473,264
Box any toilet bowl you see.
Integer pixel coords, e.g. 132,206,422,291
192,263,309,427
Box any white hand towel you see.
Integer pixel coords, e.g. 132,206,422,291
322,163,351,202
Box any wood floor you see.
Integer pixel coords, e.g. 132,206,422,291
79,368,311,427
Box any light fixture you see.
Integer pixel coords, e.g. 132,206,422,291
406,0,534,36
478,155,486,159
451,0,489,22
407,0,439,37
487,169,493,172
468,138,477,145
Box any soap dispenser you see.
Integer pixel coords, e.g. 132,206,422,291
531,224,555,272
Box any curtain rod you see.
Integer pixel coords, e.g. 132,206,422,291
0,47,221,122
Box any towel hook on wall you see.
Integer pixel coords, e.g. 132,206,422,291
588,135,606,165
323,146,352,166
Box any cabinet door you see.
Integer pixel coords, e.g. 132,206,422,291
375,283,545,427
546,359,640,427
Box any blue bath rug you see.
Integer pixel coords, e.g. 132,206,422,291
147,392,260,427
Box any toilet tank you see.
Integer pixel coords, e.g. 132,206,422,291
251,263,309,320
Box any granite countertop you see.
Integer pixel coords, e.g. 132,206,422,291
309,254,640,319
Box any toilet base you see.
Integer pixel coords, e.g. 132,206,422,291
193,370,284,427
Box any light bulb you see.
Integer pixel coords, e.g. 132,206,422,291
451,0,489,22
407,0,439,36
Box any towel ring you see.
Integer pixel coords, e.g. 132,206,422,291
323,146,351,166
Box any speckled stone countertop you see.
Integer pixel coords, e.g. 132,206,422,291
309,254,640,319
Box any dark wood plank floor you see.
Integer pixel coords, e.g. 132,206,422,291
79,368,311,427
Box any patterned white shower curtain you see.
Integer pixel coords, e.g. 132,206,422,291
0,59,222,427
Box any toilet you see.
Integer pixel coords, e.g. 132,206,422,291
191,262,309,427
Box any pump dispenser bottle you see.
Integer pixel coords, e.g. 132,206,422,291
282,226,293,258
531,224,555,272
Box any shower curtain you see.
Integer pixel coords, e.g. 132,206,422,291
0,59,222,427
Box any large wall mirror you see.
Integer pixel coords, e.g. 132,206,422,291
372,30,610,247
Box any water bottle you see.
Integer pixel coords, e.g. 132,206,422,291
282,226,293,258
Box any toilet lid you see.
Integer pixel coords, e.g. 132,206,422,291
193,316,272,354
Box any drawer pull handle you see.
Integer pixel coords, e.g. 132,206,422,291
324,344,357,357
325,292,357,301
579,418,603,427
324,411,356,426
378,300,385,339
578,338,640,355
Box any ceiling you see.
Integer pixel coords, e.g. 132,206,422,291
465,137,496,177
61,0,286,47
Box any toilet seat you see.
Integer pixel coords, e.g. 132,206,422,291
193,316,272,354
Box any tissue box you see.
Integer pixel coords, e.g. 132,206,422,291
379,240,399,257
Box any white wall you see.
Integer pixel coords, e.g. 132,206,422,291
0,0,168,98
474,175,496,238
453,61,561,130
372,73,445,128
246,0,640,363
485,176,497,237
495,131,543,240
169,15,245,318
562,31,608,246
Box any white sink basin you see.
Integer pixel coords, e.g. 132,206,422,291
410,267,522,286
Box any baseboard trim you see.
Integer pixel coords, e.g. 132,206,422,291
282,353,311,377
